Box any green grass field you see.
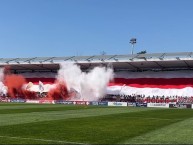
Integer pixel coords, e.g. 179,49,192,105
0,103,193,144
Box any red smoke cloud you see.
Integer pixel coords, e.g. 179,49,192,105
4,73,71,100
47,81,70,100
4,74,27,99
23,90,38,99
3,66,38,99
2,66,72,100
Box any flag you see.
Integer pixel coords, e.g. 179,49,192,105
39,81,44,94
26,82,33,90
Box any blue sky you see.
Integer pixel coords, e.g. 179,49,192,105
0,0,193,58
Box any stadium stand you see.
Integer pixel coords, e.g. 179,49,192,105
1,52,193,104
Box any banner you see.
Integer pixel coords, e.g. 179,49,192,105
98,102,108,106
107,70,193,97
75,101,89,105
54,100,74,105
169,104,192,109
136,102,147,107
0,98,10,102
39,100,54,104
108,102,127,106
127,102,136,107
89,101,98,106
10,99,26,103
147,103,169,108
26,100,39,104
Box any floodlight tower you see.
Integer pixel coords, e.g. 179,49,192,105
130,38,137,55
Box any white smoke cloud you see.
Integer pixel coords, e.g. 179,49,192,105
57,62,114,101
0,68,8,95
0,68,4,82
57,63,82,92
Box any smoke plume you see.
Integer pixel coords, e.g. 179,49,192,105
56,62,114,101
0,68,8,96
4,74,26,98
0,63,114,101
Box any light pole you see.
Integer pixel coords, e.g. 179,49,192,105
130,38,137,55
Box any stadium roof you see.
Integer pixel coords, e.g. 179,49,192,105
1,52,193,72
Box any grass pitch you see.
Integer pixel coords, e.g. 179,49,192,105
0,103,193,144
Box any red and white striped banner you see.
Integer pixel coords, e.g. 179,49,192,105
21,71,193,97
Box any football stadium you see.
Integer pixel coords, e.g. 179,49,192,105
0,52,193,144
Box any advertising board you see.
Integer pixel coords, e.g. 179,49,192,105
39,100,54,104
127,102,136,107
89,101,99,106
75,101,89,105
147,103,169,108
169,104,192,109
0,98,9,102
26,100,39,104
54,100,74,105
136,102,147,107
10,99,26,103
108,102,127,107
98,102,108,106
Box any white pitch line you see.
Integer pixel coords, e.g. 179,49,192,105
0,135,87,145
